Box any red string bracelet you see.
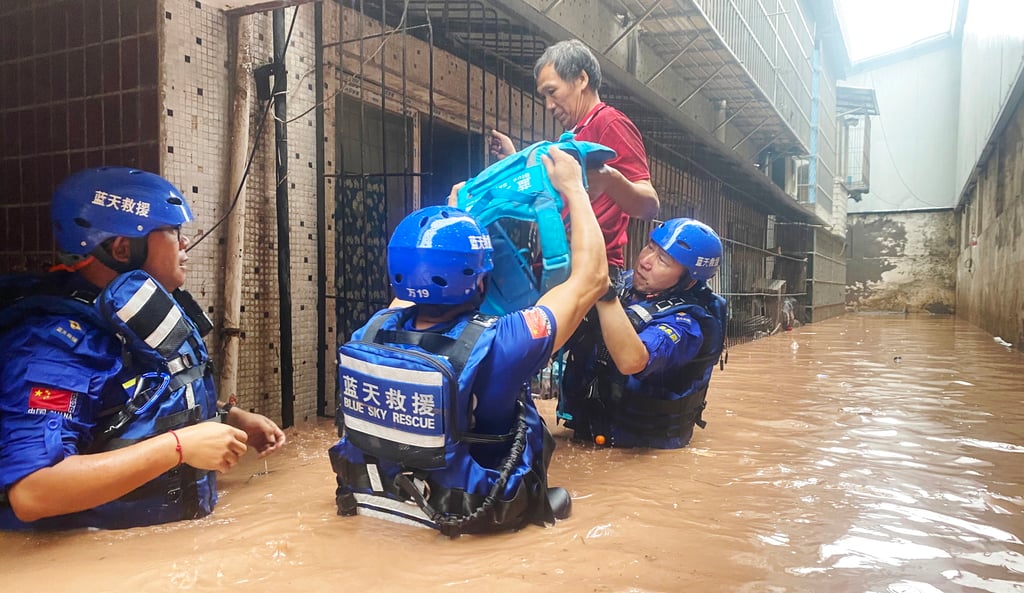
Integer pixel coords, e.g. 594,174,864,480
168,429,183,466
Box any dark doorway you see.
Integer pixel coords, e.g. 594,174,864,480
420,118,485,206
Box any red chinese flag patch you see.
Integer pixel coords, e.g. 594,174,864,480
521,307,552,339
28,385,75,413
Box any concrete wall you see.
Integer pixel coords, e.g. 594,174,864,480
955,0,1024,199
955,99,1024,347
846,210,957,313
840,0,1024,342
846,43,960,213
842,43,961,317
952,0,1024,348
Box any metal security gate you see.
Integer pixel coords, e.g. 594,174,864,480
335,174,392,342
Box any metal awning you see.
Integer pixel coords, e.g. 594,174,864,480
837,85,880,116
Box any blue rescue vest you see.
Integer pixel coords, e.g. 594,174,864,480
560,280,728,449
456,132,616,316
329,308,561,536
0,270,219,529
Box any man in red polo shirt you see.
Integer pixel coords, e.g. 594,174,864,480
490,39,660,270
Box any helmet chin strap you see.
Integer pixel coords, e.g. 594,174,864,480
668,269,697,295
91,237,149,273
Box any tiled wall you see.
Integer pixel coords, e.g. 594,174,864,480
0,0,340,427
159,0,235,409
161,0,337,424
0,0,160,272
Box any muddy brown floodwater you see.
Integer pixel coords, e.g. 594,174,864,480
3,314,1023,593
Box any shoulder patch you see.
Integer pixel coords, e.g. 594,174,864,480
520,307,552,339
51,318,86,347
655,323,681,343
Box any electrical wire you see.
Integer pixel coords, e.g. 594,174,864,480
873,111,946,209
188,6,300,252
854,70,948,211
282,0,410,127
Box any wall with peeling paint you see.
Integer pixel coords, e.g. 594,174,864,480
955,94,1024,348
846,210,957,313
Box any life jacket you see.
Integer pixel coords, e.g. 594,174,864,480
0,270,219,529
328,308,563,536
559,278,728,449
456,132,616,316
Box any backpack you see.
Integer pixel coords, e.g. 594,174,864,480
456,132,616,315
337,310,500,470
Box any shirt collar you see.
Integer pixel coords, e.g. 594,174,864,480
571,102,607,134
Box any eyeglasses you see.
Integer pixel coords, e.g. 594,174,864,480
155,225,185,243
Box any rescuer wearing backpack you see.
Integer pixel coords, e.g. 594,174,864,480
328,146,607,535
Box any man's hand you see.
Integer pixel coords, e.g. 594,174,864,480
447,181,466,207
489,129,516,160
224,408,287,459
175,422,249,472
585,164,659,220
540,146,585,200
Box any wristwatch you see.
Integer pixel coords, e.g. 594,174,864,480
600,266,623,302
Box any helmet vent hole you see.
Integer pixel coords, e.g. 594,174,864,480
394,273,404,283
73,217,92,229
440,210,450,218
431,276,449,288
676,240,691,251
462,268,474,276
167,196,183,206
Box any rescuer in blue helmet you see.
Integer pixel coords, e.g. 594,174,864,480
0,167,285,530
329,146,609,536
559,217,729,449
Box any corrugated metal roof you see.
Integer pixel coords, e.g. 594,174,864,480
837,85,879,116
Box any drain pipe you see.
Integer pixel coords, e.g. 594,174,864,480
219,13,254,408
808,39,821,205
273,8,295,428
314,2,328,418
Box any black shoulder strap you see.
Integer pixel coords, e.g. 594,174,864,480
363,308,400,340
367,310,498,377
623,294,724,368
624,296,691,331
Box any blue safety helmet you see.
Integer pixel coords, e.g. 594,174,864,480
51,167,193,255
388,206,494,305
650,218,722,281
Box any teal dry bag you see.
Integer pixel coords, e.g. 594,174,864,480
456,132,615,315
